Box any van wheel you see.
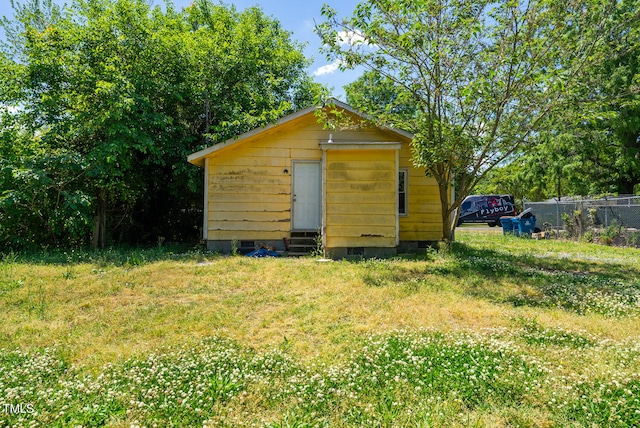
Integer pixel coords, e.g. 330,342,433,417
488,221,497,227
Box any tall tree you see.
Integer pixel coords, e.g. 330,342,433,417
317,0,631,242
0,0,323,250
520,0,640,198
480,0,640,202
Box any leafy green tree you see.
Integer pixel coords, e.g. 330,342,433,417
519,1,640,198
0,0,322,250
480,0,640,202
317,0,629,242
0,132,92,248
344,70,416,118
472,160,533,207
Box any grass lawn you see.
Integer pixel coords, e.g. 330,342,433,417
1,232,639,427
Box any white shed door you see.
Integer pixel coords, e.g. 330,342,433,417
292,161,321,230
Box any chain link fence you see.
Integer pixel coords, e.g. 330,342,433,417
523,195,640,231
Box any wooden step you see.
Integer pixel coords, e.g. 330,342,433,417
286,232,320,256
289,243,316,248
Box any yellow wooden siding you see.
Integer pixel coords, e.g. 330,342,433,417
207,220,290,232
398,143,443,240
203,108,445,243
208,194,290,204
208,231,286,240
210,202,289,212
327,202,395,214
326,193,393,204
326,236,395,247
205,113,403,241
209,211,290,222
207,141,292,239
325,150,396,248
327,169,395,181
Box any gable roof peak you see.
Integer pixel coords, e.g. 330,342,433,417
187,98,412,167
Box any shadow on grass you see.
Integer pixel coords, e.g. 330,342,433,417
0,243,209,267
358,242,640,317
445,241,638,280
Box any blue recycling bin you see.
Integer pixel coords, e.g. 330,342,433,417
512,216,536,236
500,216,515,235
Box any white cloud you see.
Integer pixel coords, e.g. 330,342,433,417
311,31,372,77
337,30,368,46
313,60,344,76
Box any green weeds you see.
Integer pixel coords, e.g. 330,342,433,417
355,242,640,317
2,244,206,267
510,272,640,317
2,234,640,426
2,330,638,427
567,377,640,426
0,252,23,296
420,239,640,317
517,317,596,348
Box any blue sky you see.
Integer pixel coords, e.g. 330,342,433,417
0,0,363,100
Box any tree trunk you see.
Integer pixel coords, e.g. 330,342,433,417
438,181,454,243
91,190,106,249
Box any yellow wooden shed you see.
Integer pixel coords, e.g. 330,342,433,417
187,100,443,257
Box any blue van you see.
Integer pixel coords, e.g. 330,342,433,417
457,195,517,227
